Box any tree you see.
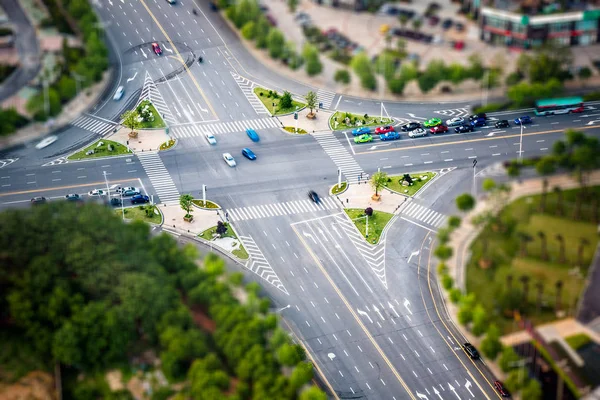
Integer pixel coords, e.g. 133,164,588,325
507,78,563,108
457,293,476,325
482,178,496,193
180,194,194,218
505,367,528,392
499,345,520,372
351,53,376,90
289,361,313,390
537,231,548,261
519,275,530,303
517,231,533,257
480,324,502,359
26,87,62,120
447,216,461,229
121,110,141,135
267,28,285,59
577,238,590,266
555,234,566,263
521,378,543,400
300,386,327,400
455,193,475,213
280,91,293,109
434,245,453,261
364,207,373,217
506,274,514,290
370,171,388,196
241,21,256,40
305,90,317,115
387,76,406,95
287,0,298,12
578,66,592,80
302,44,322,76
471,303,487,336
396,38,407,59
517,45,573,83
144,203,157,218
398,14,409,29
56,75,77,102
216,221,228,237
535,157,556,211
253,17,271,49
277,343,304,366
555,280,563,312
535,281,544,314
449,288,462,304
334,69,351,84
412,18,422,31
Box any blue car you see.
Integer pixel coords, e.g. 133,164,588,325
242,148,256,160
131,194,150,204
514,116,532,125
246,128,260,142
470,118,486,127
379,131,400,141
352,127,371,136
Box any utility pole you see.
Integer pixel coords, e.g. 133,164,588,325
202,185,207,206
472,159,478,197
337,168,342,189
518,118,525,164
102,171,111,204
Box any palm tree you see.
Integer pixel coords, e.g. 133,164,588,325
537,231,548,261
555,280,564,312
535,282,544,314
506,274,514,291
517,231,533,257
520,275,531,303
553,186,564,216
577,238,590,266
555,234,566,264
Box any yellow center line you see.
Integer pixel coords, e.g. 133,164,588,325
139,0,218,119
355,125,599,156
291,224,417,400
0,179,140,197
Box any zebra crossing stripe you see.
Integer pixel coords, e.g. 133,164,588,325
401,202,447,228
136,152,180,205
227,198,341,221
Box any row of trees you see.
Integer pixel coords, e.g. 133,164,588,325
0,202,326,399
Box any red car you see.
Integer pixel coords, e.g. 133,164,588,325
375,125,394,134
151,42,162,55
494,381,510,397
430,125,448,134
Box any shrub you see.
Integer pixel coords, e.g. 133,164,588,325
334,69,351,84
351,53,376,90
441,274,453,290
364,207,373,216
449,288,462,303
279,91,293,109
505,71,523,86
436,262,448,275
447,216,461,229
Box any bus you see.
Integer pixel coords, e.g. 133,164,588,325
534,97,585,116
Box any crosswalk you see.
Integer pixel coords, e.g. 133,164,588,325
434,108,470,118
239,235,288,294
136,152,180,205
317,88,336,110
170,118,279,138
231,72,268,115
139,71,176,124
312,131,365,184
400,201,446,229
228,196,341,221
70,115,118,136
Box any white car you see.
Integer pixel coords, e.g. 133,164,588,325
408,128,427,138
204,132,217,145
113,86,124,101
222,153,236,167
88,189,107,197
446,117,465,127
35,135,57,149
116,186,136,194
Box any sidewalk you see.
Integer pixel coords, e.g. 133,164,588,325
110,127,169,152
341,180,405,214
278,107,332,132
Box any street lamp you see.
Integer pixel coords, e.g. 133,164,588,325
472,159,478,197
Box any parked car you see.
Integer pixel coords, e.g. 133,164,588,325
514,115,532,125
470,118,487,127
65,193,82,202
423,118,442,128
308,190,320,204
446,117,465,127
209,1,218,11
116,186,137,194
352,127,371,136
151,42,162,55
223,153,237,167
494,381,510,397
246,128,260,142
401,122,421,132
379,131,400,141
31,196,47,205
408,128,427,138
166,0,175,4
455,22,465,31
429,16,440,26
88,189,107,197
462,343,480,359
131,194,150,204
354,134,373,144
430,125,448,134
242,148,256,160
204,131,217,145
375,125,394,134
110,198,122,206
122,188,141,197
455,124,474,133
495,120,510,128
113,86,125,101
442,19,453,30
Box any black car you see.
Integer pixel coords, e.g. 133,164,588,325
469,113,487,121
495,119,510,128
455,124,474,133
401,122,421,132
308,190,320,204
110,198,122,206
131,194,150,204
442,19,453,30
463,343,480,359
31,196,47,205
65,193,82,202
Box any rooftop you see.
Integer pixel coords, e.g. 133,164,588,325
484,0,600,15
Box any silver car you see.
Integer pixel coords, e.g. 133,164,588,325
113,86,124,101
408,128,427,138
446,117,465,127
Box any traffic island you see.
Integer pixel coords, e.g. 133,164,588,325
192,199,220,209
199,223,249,260
67,139,132,160
329,111,393,131
385,171,437,197
109,126,170,153
115,205,162,225
283,126,307,134
344,208,394,244
330,181,348,195
253,86,305,116
159,139,176,151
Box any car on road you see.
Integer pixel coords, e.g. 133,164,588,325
121,188,141,196
308,190,320,204
246,128,260,142
242,148,256,160
354,134,373,144
400,122,421,132
88,189,107,197
462,343,480,359
375,125,394,134
470,117,487,127
379,131,400,141
495,120,510,128
151,42,162,55
223,153,237,167
351,127,371,136
494,381,510,397
116,186,137,194
131,194,150,204
31,196,47,205
514,115,532,125
423,118,442,128
204,131,217,145
110,198,122,206
430,125,448,134
35,135,58,149
113,86,125,101
469,113,487,121
455,124,474,133
65,193,82,202
446,117,465,127
408,128,427,138
166,0,176,3
442,18,453,30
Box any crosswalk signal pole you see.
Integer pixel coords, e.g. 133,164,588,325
202,185,207,206
337,168,341,189
472,159,478,197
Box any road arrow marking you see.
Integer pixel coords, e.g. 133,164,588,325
447,335,454,344
448,383,461,399
587,120,600,125
407,249,419,263
433,388,443,399
403,298,413,315
464,380,474,397
187,104,195,116
416,391,429,399
331,224,342,239
388,301,400,318
357,308,373,323
407,113,426,120
318,228,329,242
486,132,495,137
162,44,174,53
368,143,391,150
197,102,208,113
373,305,385,320
303,231,316,244
126,71,138,82
327,353,336,360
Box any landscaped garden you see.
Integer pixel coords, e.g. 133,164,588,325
385,172,436,197
68,139,131,160
116,205,162,224
344,208,394,245
136,100,165,129
199,222,249,260
253,87,305,115
329,111,393,130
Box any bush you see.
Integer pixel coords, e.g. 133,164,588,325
434,245,453,261
267,28,285,59
449,288,462,303
280,91,293,109
441,274,453,290
241,21,256,40
505,71,523,86
364,207,373,216
351,53,376,91
0,108,29,136
583,91,600,101
472,102,509,115
508,78,563,108
387,77,405,95
334,69,351,84
447,216,461,229
302,44,323,76
436,262,448,275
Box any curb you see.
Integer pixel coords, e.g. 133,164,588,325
329,181,348,196
192,200,222,210
158,138,178,152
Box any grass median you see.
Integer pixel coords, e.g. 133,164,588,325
253,87,305,115
385,172,436,197
137,100,166,129
199,223,249,259
330,111,393,131
68,139,131,160
116,205,162,224
344,208,394,245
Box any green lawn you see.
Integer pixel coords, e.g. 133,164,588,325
465,186,600,334
116,205,162,224
330,111,393,131
385,172,436,197
283,126,307,134
137,100,166,129
565,333,592,351
68,139,131,160
199,223,249,260
160,139,175,150
253,87,305,115
344,208,394,244
192,199,219,209
331,182,347,195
